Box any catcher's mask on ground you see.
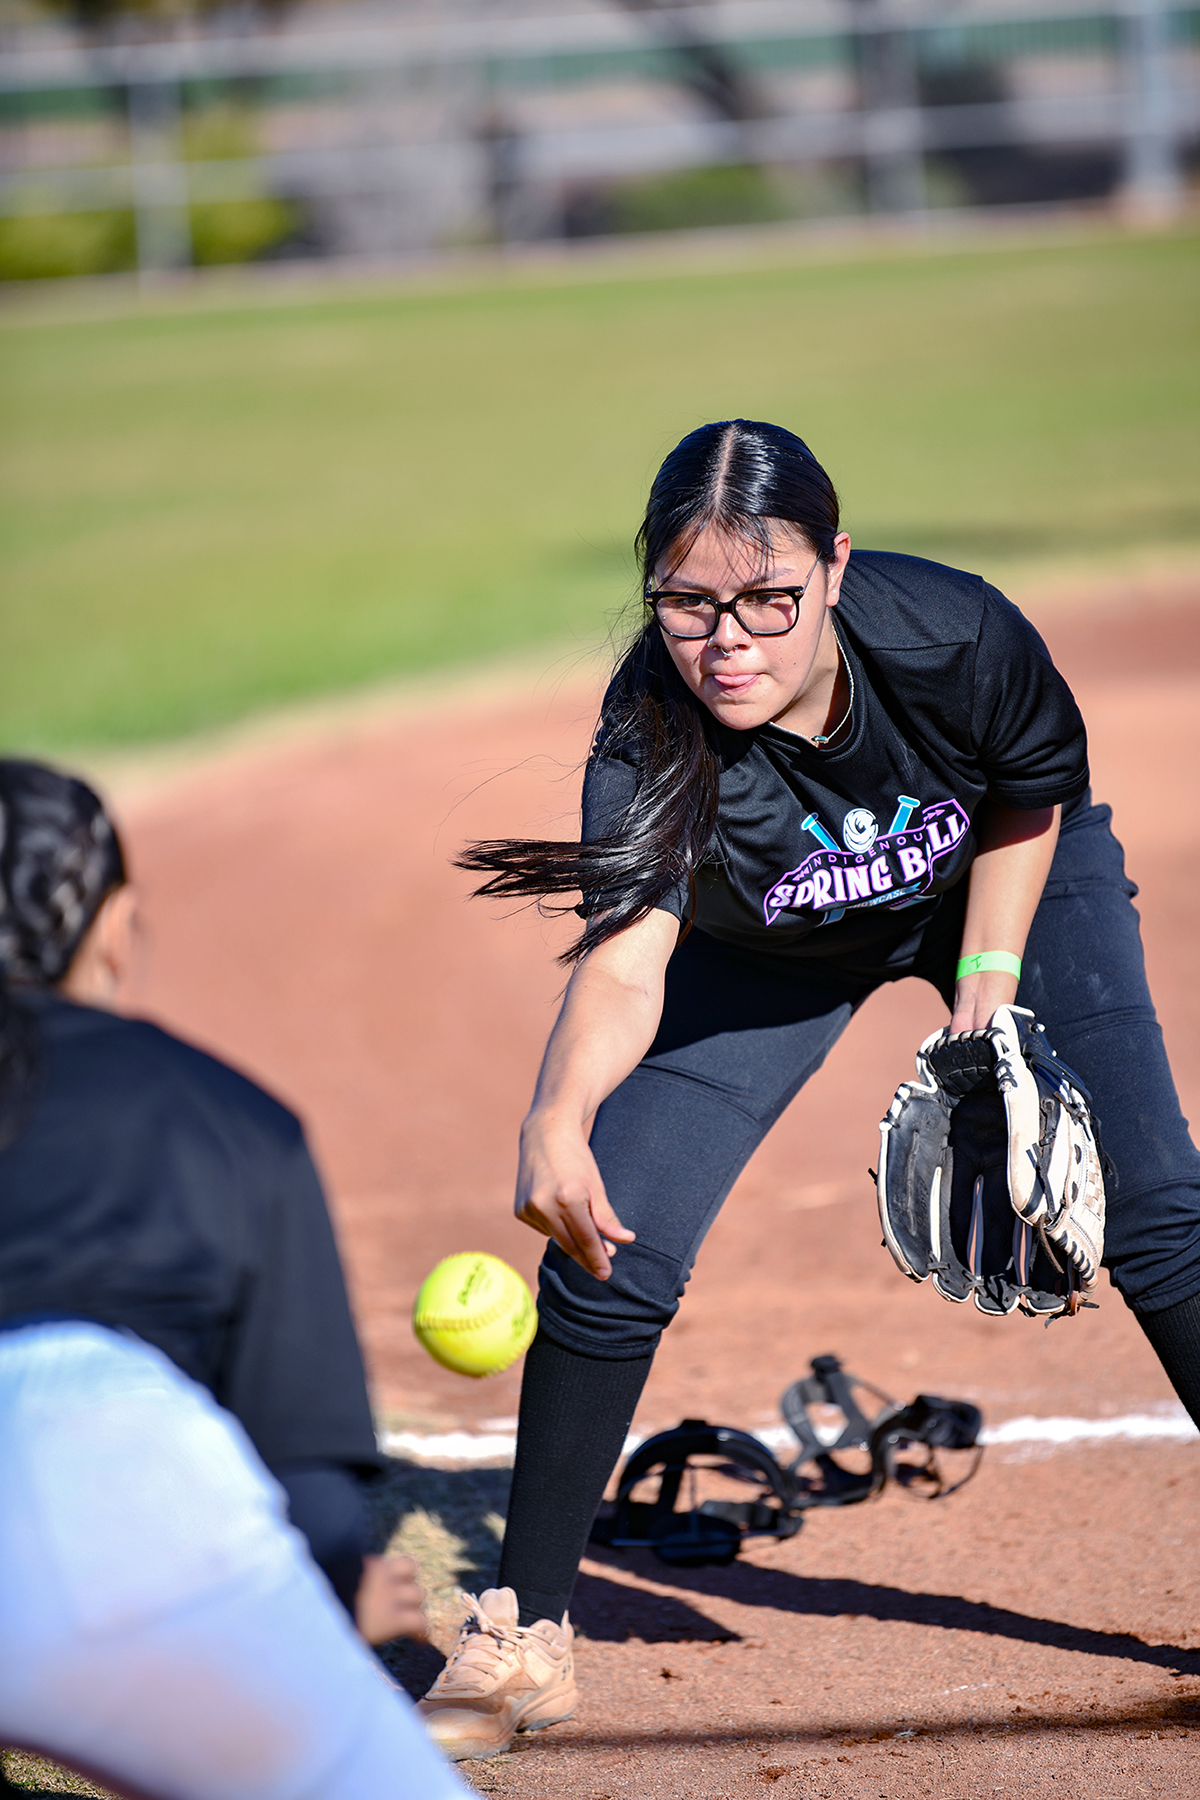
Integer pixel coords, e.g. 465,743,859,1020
590,1356,985,1569
589,1420,805,1567
782,1354,984,1502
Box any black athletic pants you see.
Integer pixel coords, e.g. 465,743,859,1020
499,799,1200,1625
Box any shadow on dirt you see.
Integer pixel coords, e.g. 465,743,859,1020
367,1459,511,1698
7,1693,1198,1796
366,1459,509,1581
367,1460,741,1695
572,1569,741,1646
360,1463,1199,1688
526,1690,1200,1750
378,1633,451,1702
580,1545,1200,1675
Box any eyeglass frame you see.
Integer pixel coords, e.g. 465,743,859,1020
644,556,822,640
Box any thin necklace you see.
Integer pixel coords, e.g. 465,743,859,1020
808,626,854,747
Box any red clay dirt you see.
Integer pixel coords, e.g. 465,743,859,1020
104,591,1200,1799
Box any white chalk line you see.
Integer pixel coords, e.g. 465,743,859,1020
378,1407,1198,1465
979,1410,1198,1446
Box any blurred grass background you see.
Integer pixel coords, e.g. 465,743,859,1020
2,221,1198,754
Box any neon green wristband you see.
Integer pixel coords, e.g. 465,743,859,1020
956,951,1022,982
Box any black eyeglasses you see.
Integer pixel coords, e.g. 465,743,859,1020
645,558,820,640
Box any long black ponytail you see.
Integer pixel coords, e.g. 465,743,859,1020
0,761,126,1143
456,420,841,963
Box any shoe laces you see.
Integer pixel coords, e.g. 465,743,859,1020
435,1593,526,1690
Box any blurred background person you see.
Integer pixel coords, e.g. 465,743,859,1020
0,759,467,1800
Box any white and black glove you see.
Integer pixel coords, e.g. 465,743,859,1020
877,1005,1108,1319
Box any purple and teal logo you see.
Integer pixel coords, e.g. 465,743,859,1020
763,795,969,926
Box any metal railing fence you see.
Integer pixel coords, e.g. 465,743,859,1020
0,0,1195,275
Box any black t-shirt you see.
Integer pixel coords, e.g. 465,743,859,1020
0,991,379,1473
582,551,1089,970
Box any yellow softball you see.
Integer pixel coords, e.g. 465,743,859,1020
412,1252,536,1378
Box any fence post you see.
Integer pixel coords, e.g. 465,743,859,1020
851,0,928,214
1121,0,1184,215
127,75,192,279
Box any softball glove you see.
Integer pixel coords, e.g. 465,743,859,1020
877,1005,1108,1319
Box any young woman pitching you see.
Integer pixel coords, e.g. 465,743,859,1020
417,419,1200,1760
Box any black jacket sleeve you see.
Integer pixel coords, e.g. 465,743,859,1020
217,1126,381,1473
275,1461,371,1616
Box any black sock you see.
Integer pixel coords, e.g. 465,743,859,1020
1135,1291,1200,1430
498,1330,654,1628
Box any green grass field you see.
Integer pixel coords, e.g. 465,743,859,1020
1,1751,109,1794
2,223,1198,752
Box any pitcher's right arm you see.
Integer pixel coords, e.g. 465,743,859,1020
515,907,679,1279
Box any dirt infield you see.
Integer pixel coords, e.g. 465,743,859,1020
90,586,1200,1797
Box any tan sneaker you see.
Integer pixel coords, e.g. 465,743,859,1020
417,1586,577,1761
